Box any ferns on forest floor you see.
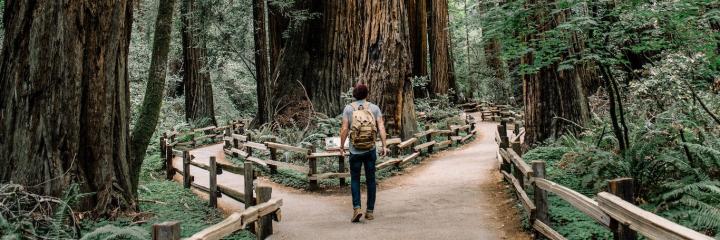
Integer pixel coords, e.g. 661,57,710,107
523,114,720,237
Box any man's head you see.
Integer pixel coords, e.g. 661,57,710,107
353,83,369,100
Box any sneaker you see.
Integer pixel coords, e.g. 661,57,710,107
365,210,374,220
351,208,363,222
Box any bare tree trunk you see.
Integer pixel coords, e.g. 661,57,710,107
252,0,270,127
0,1,137,214
130,0,177,192
181,0,216,126
428,0,456,99
270,1,418,137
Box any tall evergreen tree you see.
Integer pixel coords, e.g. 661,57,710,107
182,0,217,126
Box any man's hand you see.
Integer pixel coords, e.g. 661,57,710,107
380,147,389,157
339,147,346,156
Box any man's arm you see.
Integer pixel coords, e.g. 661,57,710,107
377,117,388,156
340,117,349,155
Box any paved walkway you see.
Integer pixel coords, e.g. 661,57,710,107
172,116,529,240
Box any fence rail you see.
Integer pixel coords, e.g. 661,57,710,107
494,119,714,240
217,116,478,190
156,112,479,239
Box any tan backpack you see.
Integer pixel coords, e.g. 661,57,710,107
350,102,377,150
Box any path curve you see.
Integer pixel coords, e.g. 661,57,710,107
172,116,529,240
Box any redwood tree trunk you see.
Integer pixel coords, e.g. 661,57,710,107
428,0,456,99
130,0,177,191
252,0,270,127
0,1,136,214
182,0,216,126
270,1,418,137
522,0,592,145
408,0,430,99
407,0,429,78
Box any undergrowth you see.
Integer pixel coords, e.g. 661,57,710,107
520,106,720,238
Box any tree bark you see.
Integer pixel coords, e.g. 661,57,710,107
407,0,429,78
251,0,270,127
0,0,136,214
269,0,418,137
181,0,216,126
130,0,177,192
522,0,593,145
428,0,457,99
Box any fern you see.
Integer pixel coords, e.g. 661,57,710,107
80,225,149,240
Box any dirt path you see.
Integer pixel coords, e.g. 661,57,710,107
172,118,529,240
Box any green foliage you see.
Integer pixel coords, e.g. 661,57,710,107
0,184,87,239
80,225,149,240
81,180,253,240
414,94,462,123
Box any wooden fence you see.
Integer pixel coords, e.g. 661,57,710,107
158,121,282,240
151,187,282,240
221,116,478,190
495,120,714,240
155,114,478,239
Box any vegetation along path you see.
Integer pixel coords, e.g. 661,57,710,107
172,117,529,240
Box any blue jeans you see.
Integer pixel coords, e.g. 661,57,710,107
350,149,377,211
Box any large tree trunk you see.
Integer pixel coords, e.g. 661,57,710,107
130,0,177,192
428,0,456,99
0,1,136,214
181,0,216,126
251,0,270,127
270,1,418,137
407,0,429,78
407,0,430,99
522,0,592,145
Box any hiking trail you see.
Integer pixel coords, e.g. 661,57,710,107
172,116,529,240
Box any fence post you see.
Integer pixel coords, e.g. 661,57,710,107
238,124,245,135
498,121,509,149
160,133,167,158
165,146,174,180
499,126,512,176
246,135,254,156
190,134,196,147
268,137,278,174
338,155,346,187
256,186,273,239
152,221,180,240
608,178,637,240
454,128,461,146
183,151,191,189
532,161,549,240
209,156,218,208
308,145,319,191
244,162,255,208
511,142,522,156
425,126,434,154
224,128,232,148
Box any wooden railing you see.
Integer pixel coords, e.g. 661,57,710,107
156,114,478,239
221,116,478,190
160,120,245,158
151,186,282,240
495,120,714,240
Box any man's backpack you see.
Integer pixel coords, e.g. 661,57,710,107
350,102,377,150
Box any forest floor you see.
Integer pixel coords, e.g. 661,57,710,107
172,117,530,240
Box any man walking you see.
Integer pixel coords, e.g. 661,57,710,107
340,83,388,222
